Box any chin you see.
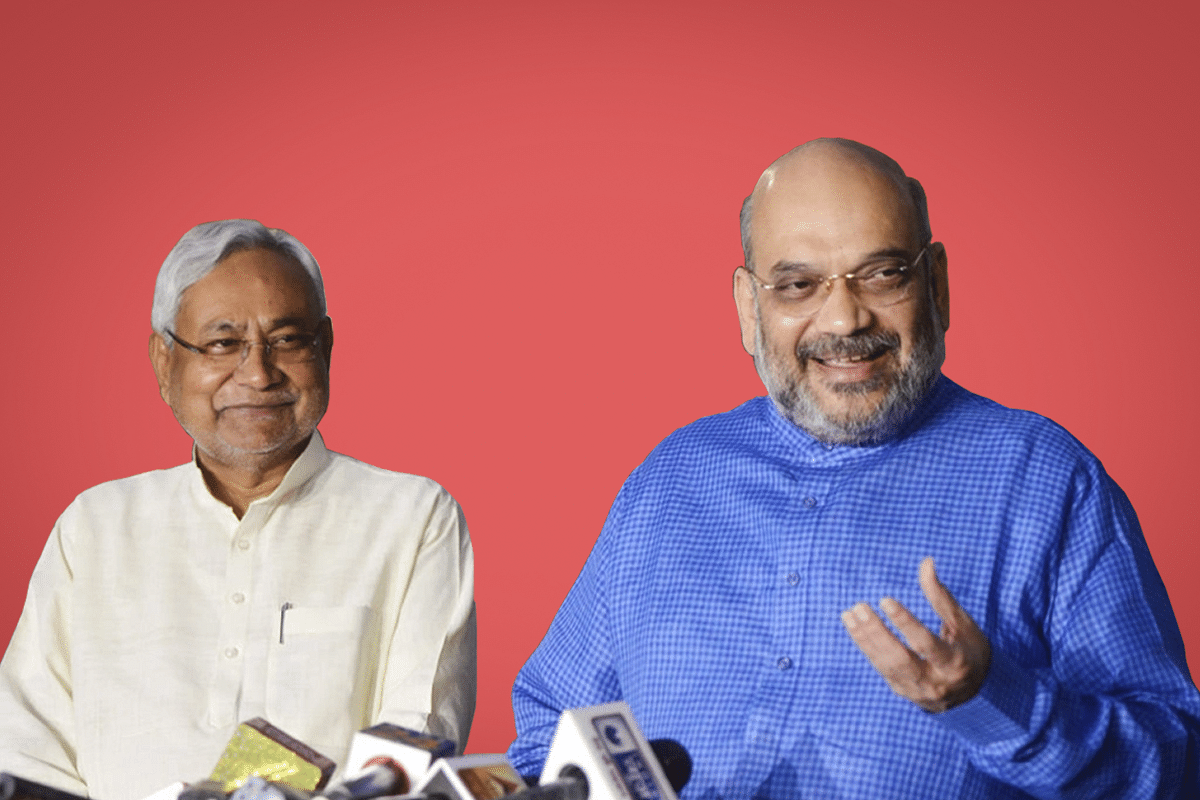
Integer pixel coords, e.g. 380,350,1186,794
758,352,941,446
231,433,309,457
192,430,310,468
817,395,889,428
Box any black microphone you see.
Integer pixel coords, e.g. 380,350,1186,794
647,741,691,795
523,740,690,796
0,774,90,800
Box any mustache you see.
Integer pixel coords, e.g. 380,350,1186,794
795,331,901,362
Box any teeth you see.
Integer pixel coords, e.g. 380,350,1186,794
822,353,872,365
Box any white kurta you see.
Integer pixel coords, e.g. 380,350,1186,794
0,432,476,800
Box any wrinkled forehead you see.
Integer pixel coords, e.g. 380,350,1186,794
178,248,324,327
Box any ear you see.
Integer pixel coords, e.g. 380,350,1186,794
929,243,949,332
733,267,759,356
149,332,173,402
318,316,334,367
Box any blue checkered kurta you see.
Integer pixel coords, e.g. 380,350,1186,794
508,377,1200,799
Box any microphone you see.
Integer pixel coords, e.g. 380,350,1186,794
0,774,91,800
312,758,409,800
178,781,234,800
645,742,689,795
536,702,688,800
342,724,456,789
520,741,690,798
228,776,313,800
413,754,527,800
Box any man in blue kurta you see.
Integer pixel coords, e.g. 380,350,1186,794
507,139,1200,798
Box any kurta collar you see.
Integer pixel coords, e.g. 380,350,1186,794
760,375,950,464
188,430,333,513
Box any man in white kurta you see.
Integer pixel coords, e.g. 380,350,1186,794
0,220,476,800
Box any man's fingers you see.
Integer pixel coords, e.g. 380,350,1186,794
842,602,942,702
879,597,946,662
841,603,916,668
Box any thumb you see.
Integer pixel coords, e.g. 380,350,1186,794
919,557,968,637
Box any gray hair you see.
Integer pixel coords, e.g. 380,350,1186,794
739,139,932,271
151,219,327,337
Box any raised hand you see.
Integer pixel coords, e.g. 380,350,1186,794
841,557,991,712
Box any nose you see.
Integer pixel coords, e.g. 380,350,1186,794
808,276,874,336
232,341,282,388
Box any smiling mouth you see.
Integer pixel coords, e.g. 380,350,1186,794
799,332,901,370
812,347,890,367
219,401,295,415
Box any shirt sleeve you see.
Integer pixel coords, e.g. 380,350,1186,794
375,489,477,754
938,473,1200,799
507,490,624,778
0,513,87,796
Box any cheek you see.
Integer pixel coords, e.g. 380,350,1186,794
291,365,326,393
290,368,331,411
765,315,809,352
893,308,931,354
171,368,222,412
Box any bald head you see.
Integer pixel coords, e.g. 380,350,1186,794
740,138,931,271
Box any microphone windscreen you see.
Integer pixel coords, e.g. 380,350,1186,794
228,776,312,800
646,742,690,794
0,774,90,800
177,780,230,800
316,758,408,800
209,718,336,792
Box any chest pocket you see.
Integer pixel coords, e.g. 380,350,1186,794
266,605,374,757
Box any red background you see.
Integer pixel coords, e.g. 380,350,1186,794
2,0,1197,756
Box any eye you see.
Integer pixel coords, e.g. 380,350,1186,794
858,262,909,291
773,276,820,298
269,332,314,351
204,338,244,355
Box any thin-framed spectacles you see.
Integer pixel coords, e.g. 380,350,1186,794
166,322,325,366
746,246,929,316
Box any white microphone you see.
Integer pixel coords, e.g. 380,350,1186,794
537,702,681,800
413,754,527,800
312,757,410,800
342,724,456,791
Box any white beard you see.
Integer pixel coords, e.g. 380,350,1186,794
753,301,945,445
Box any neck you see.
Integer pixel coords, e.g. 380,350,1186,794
196,438,309,519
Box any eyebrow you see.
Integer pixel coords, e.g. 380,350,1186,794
197,316,315,335
766,247,915,275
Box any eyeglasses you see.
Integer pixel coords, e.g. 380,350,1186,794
167,323,325,366
746,246,928,316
